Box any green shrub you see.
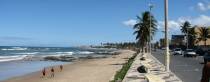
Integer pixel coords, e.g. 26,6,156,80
110,53,137,82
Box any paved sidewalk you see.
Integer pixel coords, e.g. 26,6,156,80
123,53,182,82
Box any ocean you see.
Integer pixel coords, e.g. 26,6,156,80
0,46,116,81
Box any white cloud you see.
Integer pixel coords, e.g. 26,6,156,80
169,21,180,29
157,20,181,35
158,20,180,30
125,15,210,36
196,2,210,11
123,19,137,27
157,15,210,35
198,2,206,11
189,15,210,26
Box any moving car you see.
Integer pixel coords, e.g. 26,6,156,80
183,49,197,57
204,50,210,64
172,48,182,55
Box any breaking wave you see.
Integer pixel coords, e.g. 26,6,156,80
0,51,95,62
1,47,27,51
0,55,31,62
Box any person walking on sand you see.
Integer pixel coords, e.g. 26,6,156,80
41,68,46,78
50,67,55,78
60,65,63,71
201,62,210,82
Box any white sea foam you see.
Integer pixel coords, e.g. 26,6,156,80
1,47,27,51
55,52,74,55
0,51,94,62
0,55,29,62
77,51,94,54
43,52,74,57
15,52,39,55
43,51,93,57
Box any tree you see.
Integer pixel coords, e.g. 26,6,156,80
133,11,157,53
188,27,197,48
196,27,210,47
154,41,159,51
180,21,191,35
180,21,191,49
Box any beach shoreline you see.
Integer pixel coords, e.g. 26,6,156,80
2,50,135,82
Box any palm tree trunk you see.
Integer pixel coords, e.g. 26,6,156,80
141,47,144,56
192,39,195,48
205,40,207,48
147,42,149,53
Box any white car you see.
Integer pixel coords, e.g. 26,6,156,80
183,49,197,57
173,48,182,55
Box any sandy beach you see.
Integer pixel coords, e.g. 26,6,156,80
3,50,135,82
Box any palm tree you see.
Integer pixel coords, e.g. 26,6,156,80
180,21,191,35
154,41,159,51
180,21,191,49
196,27,210,47
133,11,157,53
187,27,197,48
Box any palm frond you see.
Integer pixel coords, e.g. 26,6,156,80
132,11,157,47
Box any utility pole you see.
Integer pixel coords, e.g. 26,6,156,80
186,28,188,50
164,0,170,72
149,3,153,55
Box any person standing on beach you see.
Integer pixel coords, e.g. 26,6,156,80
42,68,46,78
51,67,55,78
60,65,63,71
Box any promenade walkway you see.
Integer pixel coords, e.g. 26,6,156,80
123,53,182,82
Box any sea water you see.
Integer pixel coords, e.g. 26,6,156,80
0,46,116,81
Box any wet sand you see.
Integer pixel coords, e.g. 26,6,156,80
3,50,135,82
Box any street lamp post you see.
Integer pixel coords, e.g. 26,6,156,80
186,28,189,50
164,0,170,72
149,3,153,55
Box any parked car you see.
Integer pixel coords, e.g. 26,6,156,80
204,50,210,64
161,47,172,51
161,47,166,50
183,49,197,57
196,48,205,56
172,48,182,55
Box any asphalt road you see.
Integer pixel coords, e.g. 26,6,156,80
152,50,204,82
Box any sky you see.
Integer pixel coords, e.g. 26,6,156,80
0,0,210,47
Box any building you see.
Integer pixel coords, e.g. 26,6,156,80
170,27,210,50
194,27,210,46
159,38,165,48
171,35,185,46
159,38,171,49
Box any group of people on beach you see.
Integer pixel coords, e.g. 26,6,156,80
41,65,63,78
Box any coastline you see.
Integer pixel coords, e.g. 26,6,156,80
2,50,135,82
